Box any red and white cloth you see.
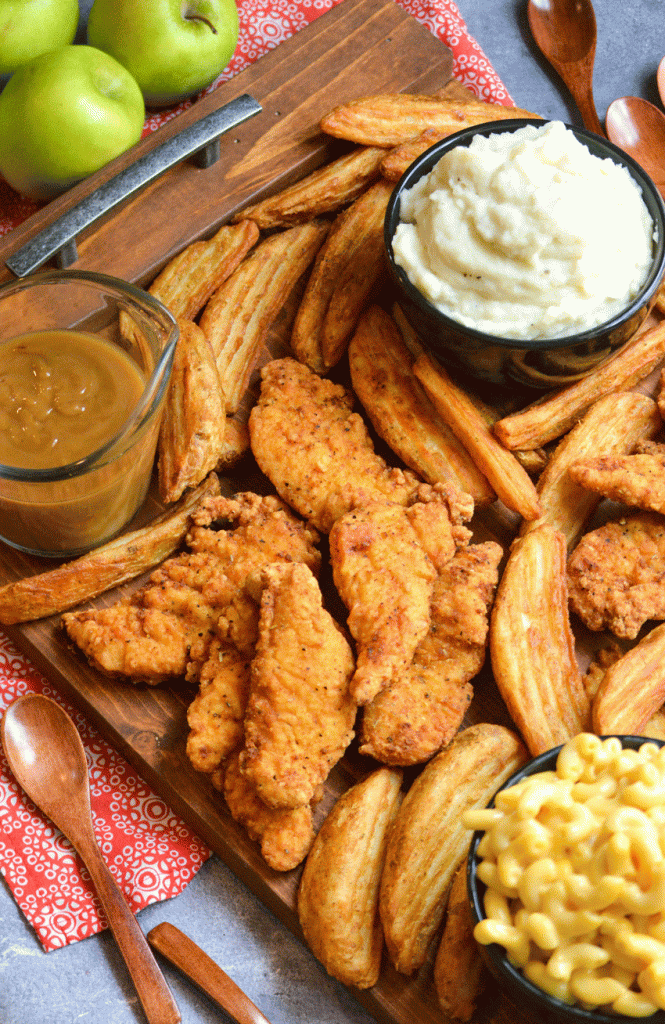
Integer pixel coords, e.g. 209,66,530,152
0,0,508,952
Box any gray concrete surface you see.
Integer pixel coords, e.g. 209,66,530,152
2,1,664,1022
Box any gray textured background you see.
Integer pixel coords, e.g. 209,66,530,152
2,2,664,1022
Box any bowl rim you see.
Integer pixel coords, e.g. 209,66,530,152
384,118,665,352
467,734,665,1024
0,268,179,483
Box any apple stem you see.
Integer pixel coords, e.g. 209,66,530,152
185,13,218,33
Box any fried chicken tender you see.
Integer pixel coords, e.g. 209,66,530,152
568,441,665,514
567,512,665,640
186,639,251,773
248,357,440,533
223,751,315,872
63,493,321,684
359,541,503,765
330,500,470,707
240,562,356,809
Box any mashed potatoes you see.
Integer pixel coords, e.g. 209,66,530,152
391,121,655,341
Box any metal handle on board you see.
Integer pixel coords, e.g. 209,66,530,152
5,92,263,279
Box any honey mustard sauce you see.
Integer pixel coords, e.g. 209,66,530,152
0,329,145,469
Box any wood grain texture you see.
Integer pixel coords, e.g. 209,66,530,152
0,3,525,1023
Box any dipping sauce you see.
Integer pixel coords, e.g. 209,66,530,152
465,734,665,1016
392,121,655,340
0,329,145,469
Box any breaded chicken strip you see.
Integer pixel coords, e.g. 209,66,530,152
568,440,665,514
248,357,454,533
223,751,316,872
63,493,320,684
359,541,503,765
568,512,665,639
240,562,356,809
330,500,469,706
186,638,252,773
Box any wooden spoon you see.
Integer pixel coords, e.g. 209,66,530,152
1,694,181,1024
606,96,665,199
148,922,275,1024
527,0,605,136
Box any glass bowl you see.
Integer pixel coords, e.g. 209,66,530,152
467,735,665,1024
0,269,178,557
384,119,665,389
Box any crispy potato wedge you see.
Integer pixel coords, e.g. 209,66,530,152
215,417,250,470
593,622,665,735
433,861,486,1021
149,219,260,321
0,474,221,625
320,94,540,147
494,319,665,450
348,305,494,505
321,183,392,369
291,181,391,373
379,722,528,975
490,524,590,756
413,353,542,521
519,391,661,550
297,767,403,989
200,220,329,413
232,145,385,229
158,319,226,504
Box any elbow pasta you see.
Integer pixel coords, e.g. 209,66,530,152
464,733,665,1016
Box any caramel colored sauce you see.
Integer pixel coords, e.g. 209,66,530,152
0,329,146,469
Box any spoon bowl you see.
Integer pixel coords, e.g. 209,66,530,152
658,55,665,109
1,693,181,1024
527,0,605,136
606,96,665,199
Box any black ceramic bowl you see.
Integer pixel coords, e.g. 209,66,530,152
385,119,665,388
467,736,665,1024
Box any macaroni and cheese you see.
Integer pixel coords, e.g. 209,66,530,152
465,733,665,1016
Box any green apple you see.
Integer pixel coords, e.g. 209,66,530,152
87,0,239,108
0,0,79,75
0,45,145,201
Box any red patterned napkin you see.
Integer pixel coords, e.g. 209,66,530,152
0,0,509,952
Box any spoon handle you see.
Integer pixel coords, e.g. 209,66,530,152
75,834,181,1024
569,76,605,137
147,922,274,1024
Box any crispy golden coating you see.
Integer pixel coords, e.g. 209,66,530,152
199,221,329,413
248,357,429,533
494,319,665,451
348,305,494,506
330,500,466,706
433,861,486,1021
63,493,320,685
379,723,528,975
520,392,661,550
240,563,356,809
360,541,503,765
568,440,665,514
320,93,540,147
223,751,315,872
158,320,226,503
593,622,665,735
297,767,403,989
215,417,250,471
0,474,220,626
186,639,252,773
568,512,665,640
232,145,385,229
490,524,590,756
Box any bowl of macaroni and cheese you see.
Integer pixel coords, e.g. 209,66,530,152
385,119,665,389
465,734,665,1023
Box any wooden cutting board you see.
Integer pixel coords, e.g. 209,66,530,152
0,4,535,1024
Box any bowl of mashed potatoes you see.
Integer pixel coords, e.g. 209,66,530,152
385,119,665,388
465,733,665,1023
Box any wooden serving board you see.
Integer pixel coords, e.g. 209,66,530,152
0,5,540,1024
